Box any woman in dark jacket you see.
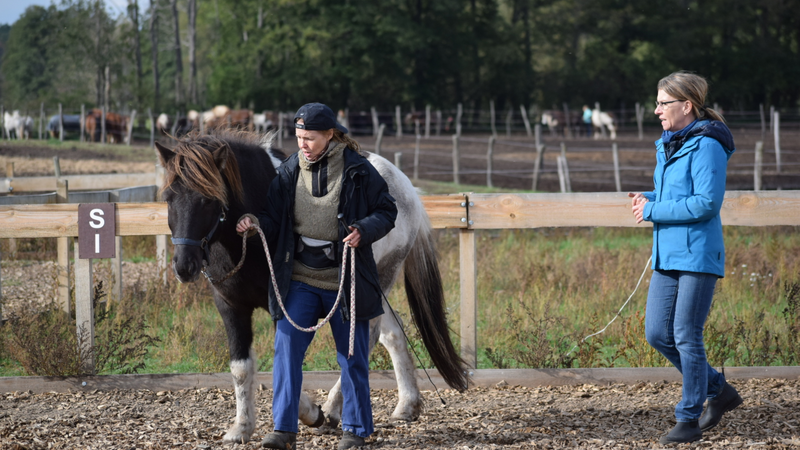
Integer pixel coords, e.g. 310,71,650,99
236,103,397,450
629,72,741,445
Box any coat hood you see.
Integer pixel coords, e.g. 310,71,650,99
664,120,736,161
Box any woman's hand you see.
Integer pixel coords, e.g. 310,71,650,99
236,216,254,234
628,192,648,224
343,226,361,248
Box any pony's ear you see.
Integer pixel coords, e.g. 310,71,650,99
212,144,230,172
155,142,175,165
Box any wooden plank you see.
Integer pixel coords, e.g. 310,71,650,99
0,192,57,205
468,191,800,229
74,239,94,374
1,173,156,193
4,366,800,394
419,194,468,229
0,202,170,238
459,229,477,369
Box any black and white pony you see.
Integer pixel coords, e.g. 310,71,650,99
156,130,468,444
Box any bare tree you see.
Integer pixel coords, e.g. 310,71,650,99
170,0,184,107
150,0,160,113
188,0,197,104
129,0,144,106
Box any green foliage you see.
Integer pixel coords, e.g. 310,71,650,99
3,0,800,114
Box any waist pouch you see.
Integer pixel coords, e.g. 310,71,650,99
295,235,337,269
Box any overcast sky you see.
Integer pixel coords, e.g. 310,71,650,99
0,0,147,26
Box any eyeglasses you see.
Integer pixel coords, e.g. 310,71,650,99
655,100,680,109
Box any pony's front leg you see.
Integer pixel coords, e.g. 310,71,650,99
216,298,259,444
378,307,423,421
222,348,258,444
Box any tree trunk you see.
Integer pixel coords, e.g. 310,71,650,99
150,0,160,114
171,0,184,107
130,0,144,107
188,0,197,105
96,1,103,107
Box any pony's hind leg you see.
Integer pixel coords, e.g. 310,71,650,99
378,302,423,421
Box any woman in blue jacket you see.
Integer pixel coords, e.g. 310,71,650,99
629,72,741,445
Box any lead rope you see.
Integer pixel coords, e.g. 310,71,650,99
251,226,358,358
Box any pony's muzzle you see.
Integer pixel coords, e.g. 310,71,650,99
172,246,204,283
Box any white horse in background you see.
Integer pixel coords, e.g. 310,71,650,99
3,111,34,139
592,108,617,140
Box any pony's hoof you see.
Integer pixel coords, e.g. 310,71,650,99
222,425,254,444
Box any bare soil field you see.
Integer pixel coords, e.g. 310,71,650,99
1,378,799,449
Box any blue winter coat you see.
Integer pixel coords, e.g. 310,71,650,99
642,120,736,277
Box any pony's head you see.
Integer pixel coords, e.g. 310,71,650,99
156,131,244,283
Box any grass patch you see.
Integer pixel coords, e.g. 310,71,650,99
1,226,799,376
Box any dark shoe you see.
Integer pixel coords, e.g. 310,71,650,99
261,431,297,450
659,421,702,445
338,431,366,449
699,382,743,431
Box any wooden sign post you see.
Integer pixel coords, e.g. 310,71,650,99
76,203,116,374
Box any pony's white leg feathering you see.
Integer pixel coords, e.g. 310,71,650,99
223,349,258,444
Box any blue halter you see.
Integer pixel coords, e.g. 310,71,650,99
170,207,228,266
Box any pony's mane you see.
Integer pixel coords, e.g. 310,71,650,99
160,129,256,207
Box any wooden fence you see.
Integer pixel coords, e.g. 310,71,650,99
1,190,799,373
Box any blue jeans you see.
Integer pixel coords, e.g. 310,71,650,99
272,281,373,437
645,270,726,422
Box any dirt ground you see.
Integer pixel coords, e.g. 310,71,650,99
2,133,800,449
1,378,799,449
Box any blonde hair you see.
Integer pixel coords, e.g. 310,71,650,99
331,129,361,152
657,71,725,123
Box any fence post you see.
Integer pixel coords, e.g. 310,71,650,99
424,105,431,138
57,180,71,315
452,134,460,185
0,104,4,139
108,190,123,304
636,102,644,140
773,111,781,174
5,162,15,257
58,104,64,143
371,107,379,137
754,141,763,192
520,105,532,137
375,123,385,156
101,105,107,144
612,142,621,192
460,226,477,369
126,109,137,146
155,163,168,285
74,238,95,374
413,133,421,180
435,110,442,136
81,104,86,143
559,142,571,193
505,107,512,138
414,119,420,137
39,103,44,140
486,135,495,188
277,112,284,149
456,103,463,136
53,156,61,177
532,144,545,191
759,104,766,142
489,99,497,137
557,156,567,193
395,105,402,138
534,123,542,149
562,102,572,139
148,108,154,149
394,152,402,170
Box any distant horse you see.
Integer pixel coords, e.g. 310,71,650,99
541,110,565,136
85,109,130,143
205,109,254,131
591,109,617,140
156,130,468,444
3,111,33,139
253,111,279,133
47,115,82,139
156,113,195,137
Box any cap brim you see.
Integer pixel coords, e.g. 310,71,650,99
336,123,349,134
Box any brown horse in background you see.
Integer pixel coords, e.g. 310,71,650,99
85,109,130,143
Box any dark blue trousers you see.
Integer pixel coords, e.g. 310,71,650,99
272,281,373,437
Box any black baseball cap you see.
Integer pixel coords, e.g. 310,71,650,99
294,103,348,134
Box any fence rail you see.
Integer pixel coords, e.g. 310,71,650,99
2,190,799,372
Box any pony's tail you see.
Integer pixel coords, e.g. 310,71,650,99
403,222,470,392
